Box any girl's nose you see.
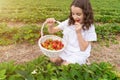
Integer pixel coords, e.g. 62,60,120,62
73,15,78,19
73,15,80,20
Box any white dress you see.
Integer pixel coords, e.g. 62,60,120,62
57,19,97,65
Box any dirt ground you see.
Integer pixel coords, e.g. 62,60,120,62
0,38,120,71
0,22,120,71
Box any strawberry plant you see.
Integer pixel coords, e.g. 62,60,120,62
95,23,120,46
0,23,18,45
0,56,119,80
13,24,40,44
0,69,6,80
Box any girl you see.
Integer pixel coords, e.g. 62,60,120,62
45,0,97,65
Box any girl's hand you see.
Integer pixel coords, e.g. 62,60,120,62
45,18,56,27
75,22,82,33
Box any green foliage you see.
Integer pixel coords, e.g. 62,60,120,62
0,22,120,46
0,0,72,23
0,0,120,46
0,23,18,45
0,23,63,46
0,69,6,80
0,24,40,45
91,0,120,23
95,23,120,46
13,24,40,44
0,0,120,23
0,61,23,80
0,56,119,80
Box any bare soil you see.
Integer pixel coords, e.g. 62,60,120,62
0,40,120,70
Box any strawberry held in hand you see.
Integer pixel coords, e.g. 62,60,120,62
41,39,64,50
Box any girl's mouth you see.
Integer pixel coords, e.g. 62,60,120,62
75,19,80,22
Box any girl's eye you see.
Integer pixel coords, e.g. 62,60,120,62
72,13,75,15
77,13,81,16
72,13,81,16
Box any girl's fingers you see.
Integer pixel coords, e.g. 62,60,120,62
46,18,56,23
45,18,56,27
75,22,82,28
75,22,82,32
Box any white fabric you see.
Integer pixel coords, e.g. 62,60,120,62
57,19,97,65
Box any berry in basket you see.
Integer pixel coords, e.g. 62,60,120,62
41,39,64,50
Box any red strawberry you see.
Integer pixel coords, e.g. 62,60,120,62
41,39,64,50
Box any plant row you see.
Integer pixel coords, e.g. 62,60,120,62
0,23,120,46
0,55,120,80
0,0,120,23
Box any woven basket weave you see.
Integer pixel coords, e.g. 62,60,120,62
38,21,67,57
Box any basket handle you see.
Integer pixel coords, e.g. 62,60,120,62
41,21,61,37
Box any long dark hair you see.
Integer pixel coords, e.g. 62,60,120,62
68,0,94,30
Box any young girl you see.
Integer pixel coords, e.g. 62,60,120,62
45,0,97,65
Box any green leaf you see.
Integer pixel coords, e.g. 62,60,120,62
8,74,23,80
51,76,58,80
0,69,6,75
17,70,35,80
0,69,6,79
0,75,6,80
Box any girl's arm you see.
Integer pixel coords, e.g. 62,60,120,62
75,22,90,51
76,32,90,51
46,18,61,33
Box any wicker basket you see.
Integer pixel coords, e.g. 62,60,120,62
38,21,67,57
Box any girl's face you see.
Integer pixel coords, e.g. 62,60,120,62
71,6,84,23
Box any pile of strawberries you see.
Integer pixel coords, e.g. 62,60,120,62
41,39,64,50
